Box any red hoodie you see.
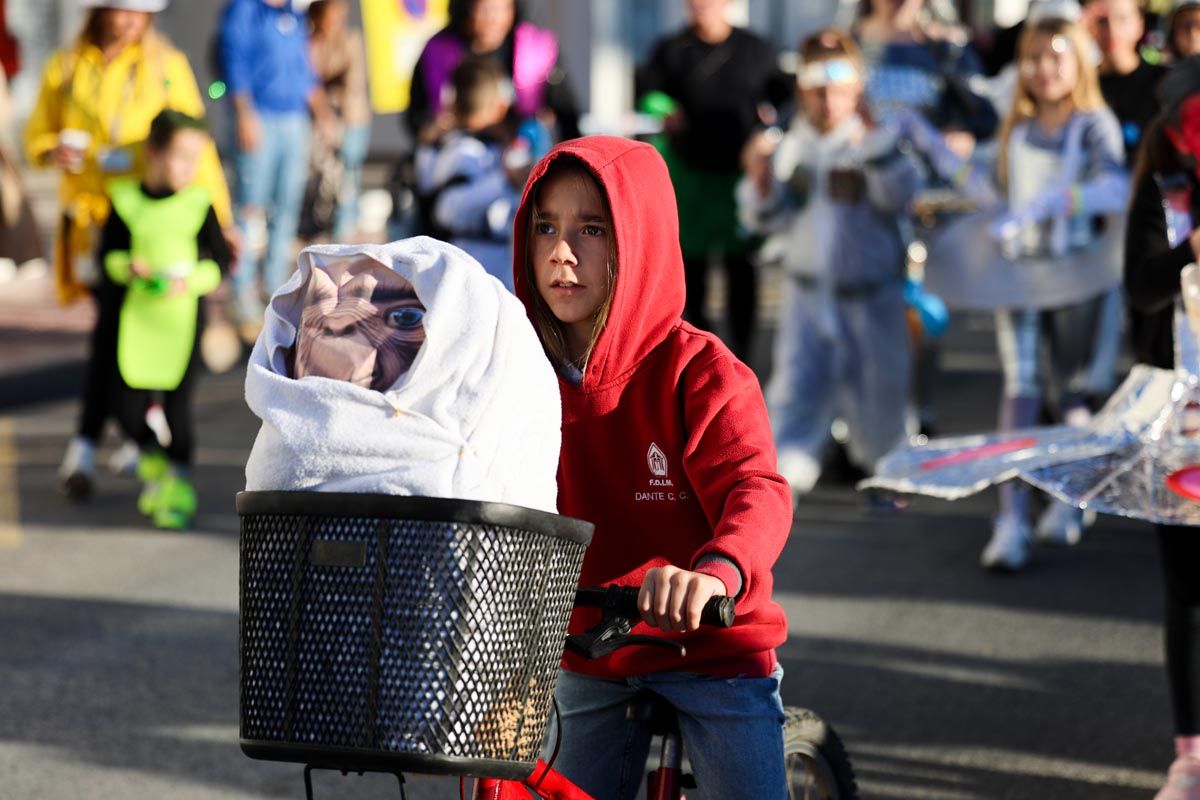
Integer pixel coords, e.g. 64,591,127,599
513,136,792,679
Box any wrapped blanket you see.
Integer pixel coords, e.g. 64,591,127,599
244,237,561,513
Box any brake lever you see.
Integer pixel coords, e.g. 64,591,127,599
565,630,687,659
565,586,689,660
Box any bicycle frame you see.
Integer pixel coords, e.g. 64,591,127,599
472,712,690,800
469,586,735,800
646,725,683,800
474,760,594,799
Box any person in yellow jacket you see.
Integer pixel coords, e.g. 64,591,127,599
24,0,235,500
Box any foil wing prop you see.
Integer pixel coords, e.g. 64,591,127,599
921,211,1124,311
860,267,1200,525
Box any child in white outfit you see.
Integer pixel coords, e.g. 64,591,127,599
739,29,922,495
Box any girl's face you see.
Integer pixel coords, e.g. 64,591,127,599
1021,32,1079,105
530,169,613,358
800,76,861,133
469,0,515,53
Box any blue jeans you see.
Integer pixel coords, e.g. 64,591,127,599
233,111,312,299
334,123,370,240
545,665,786,800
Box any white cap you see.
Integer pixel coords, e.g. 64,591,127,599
80,0,168,12
1026,0,1083,23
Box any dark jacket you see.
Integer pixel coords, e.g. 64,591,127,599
1124,169,1200,368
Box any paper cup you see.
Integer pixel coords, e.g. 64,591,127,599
58,128,92,151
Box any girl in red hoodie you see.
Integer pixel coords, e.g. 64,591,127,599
512,136,793,798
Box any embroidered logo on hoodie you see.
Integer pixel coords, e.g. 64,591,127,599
647,442,668,477
641,442,683,501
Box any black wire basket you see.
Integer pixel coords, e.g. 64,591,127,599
237,491,593,781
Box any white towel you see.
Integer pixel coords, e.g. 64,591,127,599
244,237,561,513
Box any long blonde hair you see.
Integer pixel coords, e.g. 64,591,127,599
522,157,618,371
997,16,1106,187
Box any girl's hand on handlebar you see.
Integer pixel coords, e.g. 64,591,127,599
638,566,727,634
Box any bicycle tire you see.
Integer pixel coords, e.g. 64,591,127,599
783,706,859,800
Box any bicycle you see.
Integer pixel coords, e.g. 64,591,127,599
301,586,858,800
465,585,858,800
237,493,857,800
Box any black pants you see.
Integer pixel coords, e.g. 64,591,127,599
1159,524,1200,735
114,335,202,468
682,251,757,361
77,279,125,442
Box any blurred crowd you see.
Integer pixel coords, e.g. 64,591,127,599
11,0,1200,795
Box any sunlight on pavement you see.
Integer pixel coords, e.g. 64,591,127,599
853,743,1163,790
777,592,1161,666
800,651,1048,692
148,724,239,744
853,778,979,800
0,525,239,612
0,417,21,548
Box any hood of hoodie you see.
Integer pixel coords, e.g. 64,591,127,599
512,136,686,391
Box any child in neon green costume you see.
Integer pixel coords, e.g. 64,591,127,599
101,110,232,530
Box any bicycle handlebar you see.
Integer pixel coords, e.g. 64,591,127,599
565,585,736,660
574,586,736,628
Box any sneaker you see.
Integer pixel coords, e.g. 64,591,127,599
136,451,170,517
1035,500,1095,546
106,441,140,476
152,472,196,530
778,450,821,496
1156,755,1200,800
981,512,1032,572
145,403,172,448
58,436,96,500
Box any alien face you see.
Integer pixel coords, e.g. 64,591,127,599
291,257,427,391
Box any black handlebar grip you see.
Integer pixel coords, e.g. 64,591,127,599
575,586,736,628
700,595,736,628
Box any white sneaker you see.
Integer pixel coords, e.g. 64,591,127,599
58,436,96,500
778,450,821,495
145,403,172,448
981,513,1032,572
106,440,140,476
1035,500,1094,546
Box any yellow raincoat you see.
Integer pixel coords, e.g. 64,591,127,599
24,29,232,304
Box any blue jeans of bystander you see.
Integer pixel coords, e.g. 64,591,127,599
334,123,371,240
233,111,312,307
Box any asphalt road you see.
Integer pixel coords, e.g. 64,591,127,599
0,313,1174,799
